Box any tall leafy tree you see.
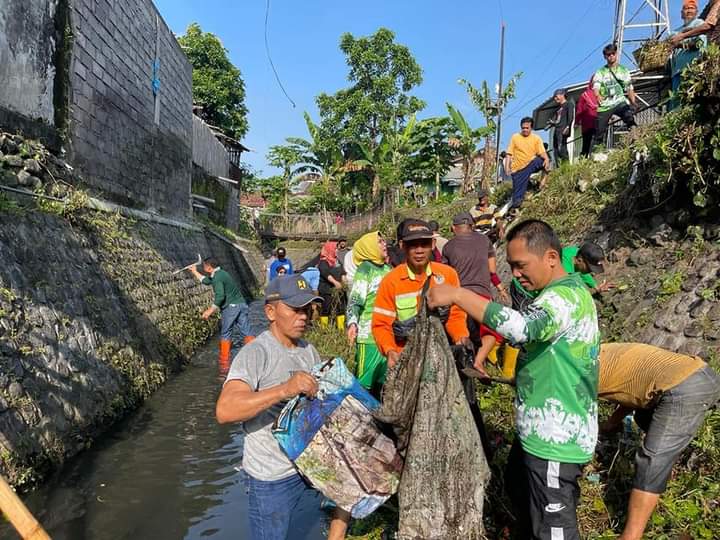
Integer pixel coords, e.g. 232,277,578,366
316,27,425,197
408,117,454,199
178,23,249,139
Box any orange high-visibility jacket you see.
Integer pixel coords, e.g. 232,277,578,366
371,262,469,356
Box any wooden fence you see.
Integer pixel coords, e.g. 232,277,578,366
257,203,388,239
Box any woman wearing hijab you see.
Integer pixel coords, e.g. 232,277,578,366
668,1,707,109
345,232,391,395
318,241,346,317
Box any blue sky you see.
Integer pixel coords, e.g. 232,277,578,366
154,0,686,175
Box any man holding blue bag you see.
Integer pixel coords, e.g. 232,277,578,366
215,275,349,540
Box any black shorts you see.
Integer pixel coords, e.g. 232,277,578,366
505,441,583,540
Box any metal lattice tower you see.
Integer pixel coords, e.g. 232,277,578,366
613,0,672,65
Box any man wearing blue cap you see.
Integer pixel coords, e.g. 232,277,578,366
215,275,349,540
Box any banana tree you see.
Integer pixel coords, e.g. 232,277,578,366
266,144,308,224
287,112,363,223
446,104,493,194
358,115,417,199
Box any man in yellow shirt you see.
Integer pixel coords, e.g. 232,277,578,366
598,343,720,540
505,117,550,211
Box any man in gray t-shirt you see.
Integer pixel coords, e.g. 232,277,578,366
216,275,349,540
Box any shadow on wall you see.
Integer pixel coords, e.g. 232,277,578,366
0,206,259,486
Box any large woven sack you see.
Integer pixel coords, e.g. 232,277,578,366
272,357,403,518
375,297,490,539
633,40,672,72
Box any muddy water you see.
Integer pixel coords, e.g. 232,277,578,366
1,302,327,540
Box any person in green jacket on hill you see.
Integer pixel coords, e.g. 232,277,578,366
345,231,391,397
510,242,613,312
189,257,254,374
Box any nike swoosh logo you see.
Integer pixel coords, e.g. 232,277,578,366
545,503,567,513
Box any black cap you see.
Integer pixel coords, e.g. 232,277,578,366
265,275,322,307
553,88,567,97
452,212,474,226
399,219,434,242
578,242,605,274
477,188,489,200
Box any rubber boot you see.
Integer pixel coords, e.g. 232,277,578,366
218,339,232,376
502,344,519,379
243,335,255,345
320,316,329,326
487,343,500,366
336,315,345,331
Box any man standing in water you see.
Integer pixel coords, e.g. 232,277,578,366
189,257,254,374
216,275,349,540
428,220,600,540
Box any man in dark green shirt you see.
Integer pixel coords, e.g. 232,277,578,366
189,257,253,373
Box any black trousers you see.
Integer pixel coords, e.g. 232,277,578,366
553,131,569,165
581,129,595,157
505,441,583,540
594,103,636,147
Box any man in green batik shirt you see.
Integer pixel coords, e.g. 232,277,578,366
510,242,612,312
593,43,637,149
428,219,600,540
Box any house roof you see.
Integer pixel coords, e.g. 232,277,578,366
240,193,267,208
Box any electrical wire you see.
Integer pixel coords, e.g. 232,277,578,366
264,0,296,108
505,36,609,119
517,1,601,93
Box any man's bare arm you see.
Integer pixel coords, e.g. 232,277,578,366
216,373,318,424
427,285,492,325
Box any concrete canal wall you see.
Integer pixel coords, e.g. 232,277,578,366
0,204,263,487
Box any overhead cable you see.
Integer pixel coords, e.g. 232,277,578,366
505,37,609,119
264,0,296,108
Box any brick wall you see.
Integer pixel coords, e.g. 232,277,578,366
67,0,193,217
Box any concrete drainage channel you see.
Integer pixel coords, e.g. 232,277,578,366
0,301,330,540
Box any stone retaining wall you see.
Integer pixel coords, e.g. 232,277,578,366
0,204,261,486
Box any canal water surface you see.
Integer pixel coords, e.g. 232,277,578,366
2,302,327,539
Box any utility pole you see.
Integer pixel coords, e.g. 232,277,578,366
494,22,506,185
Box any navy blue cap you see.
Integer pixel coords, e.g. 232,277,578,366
265,275,322,307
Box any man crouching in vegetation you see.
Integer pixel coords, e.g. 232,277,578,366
216,275,349,540
598,343,720,540
428,219,600,540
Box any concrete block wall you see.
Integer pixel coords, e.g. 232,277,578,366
67,0,193,217
0,0,60,147
0,207,262,486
